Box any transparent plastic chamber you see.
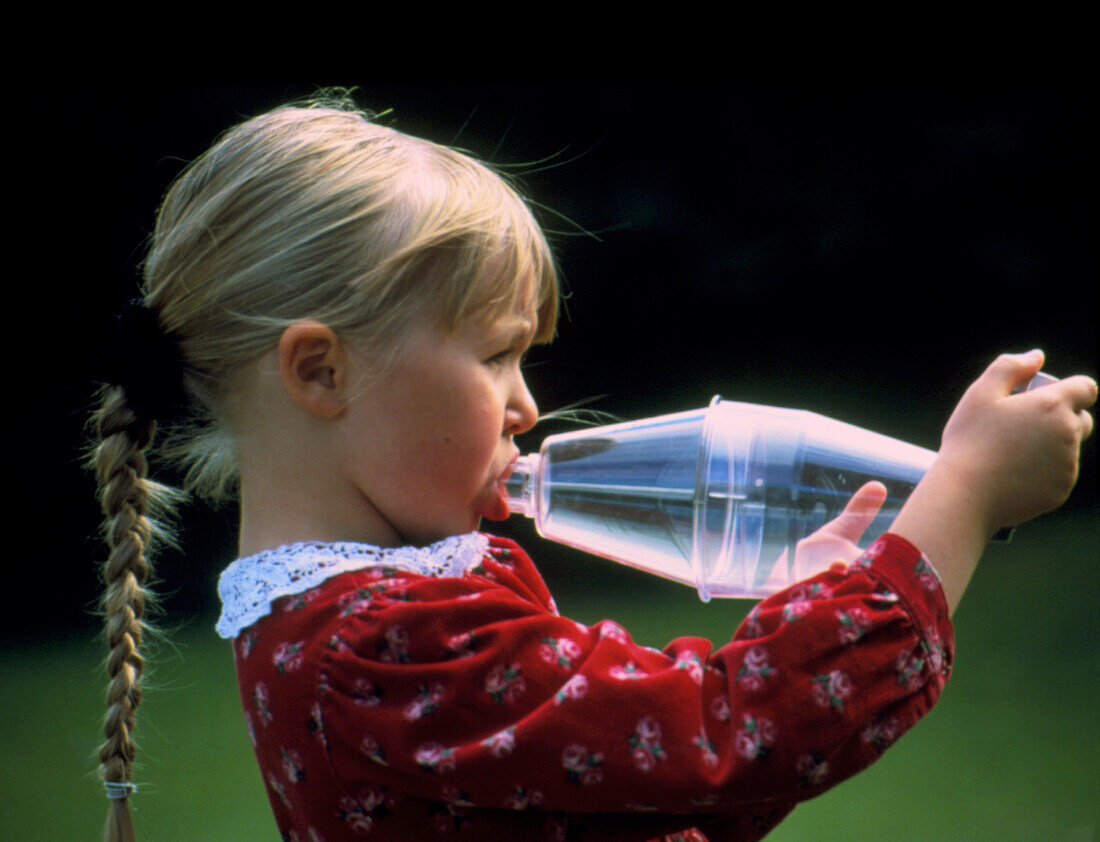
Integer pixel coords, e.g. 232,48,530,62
504,398,935,600
503,378,1055,601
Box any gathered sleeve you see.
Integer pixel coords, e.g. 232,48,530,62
313,532,953,822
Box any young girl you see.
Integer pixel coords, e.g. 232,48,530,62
91,92,1096,842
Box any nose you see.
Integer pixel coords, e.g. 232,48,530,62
505,369,538,436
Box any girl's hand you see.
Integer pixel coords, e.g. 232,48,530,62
935,350,1096,537
789,481,888,580
891,349,1096,615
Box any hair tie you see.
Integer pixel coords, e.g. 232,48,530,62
96,298,189,420
104,780,138,800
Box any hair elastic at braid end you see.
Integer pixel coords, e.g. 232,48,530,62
104,781,138,800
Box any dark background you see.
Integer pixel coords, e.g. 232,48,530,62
20,83,1095,641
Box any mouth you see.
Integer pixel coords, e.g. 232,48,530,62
481,453,520,522
499,452,520,485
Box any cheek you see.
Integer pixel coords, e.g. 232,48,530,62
445,403,503,469
402,398,499,479
361,367,505,498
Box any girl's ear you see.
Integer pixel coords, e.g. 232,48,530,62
277,320,349,418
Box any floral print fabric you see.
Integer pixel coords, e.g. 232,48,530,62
226,533,953,841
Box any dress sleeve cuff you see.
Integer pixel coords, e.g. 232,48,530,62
859,532,954,681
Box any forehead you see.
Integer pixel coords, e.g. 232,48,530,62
461,265,541,328
466,304,537,344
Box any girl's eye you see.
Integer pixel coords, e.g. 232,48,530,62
488,348,527,367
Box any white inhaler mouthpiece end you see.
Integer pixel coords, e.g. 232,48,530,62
503,454,540,518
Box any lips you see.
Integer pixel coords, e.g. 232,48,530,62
480,453,519,522
499,453,519,486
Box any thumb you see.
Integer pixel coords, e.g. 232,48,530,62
826,481,888,543
982,349,1045,396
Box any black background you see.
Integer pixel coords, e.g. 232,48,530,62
20,83,1095,640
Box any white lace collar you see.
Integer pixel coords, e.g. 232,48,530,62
215,532,490,639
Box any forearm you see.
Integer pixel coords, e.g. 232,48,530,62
888,458,997,616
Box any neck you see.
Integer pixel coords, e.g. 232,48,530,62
237,487,404,558
236,457,404,557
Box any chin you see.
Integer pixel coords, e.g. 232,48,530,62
455,513,486,536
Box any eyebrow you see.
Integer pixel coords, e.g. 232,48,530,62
495,319,536,345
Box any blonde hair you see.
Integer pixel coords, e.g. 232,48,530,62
90,90,559,841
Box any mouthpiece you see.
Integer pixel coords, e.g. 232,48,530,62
502,454,540,518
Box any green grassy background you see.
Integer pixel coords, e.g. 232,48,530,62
3,511,1096,841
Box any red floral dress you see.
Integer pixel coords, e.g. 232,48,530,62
217,531,953,841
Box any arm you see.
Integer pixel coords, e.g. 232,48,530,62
316,536,953,829
889,350,1096,615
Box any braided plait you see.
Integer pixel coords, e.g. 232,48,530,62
93,385,157,842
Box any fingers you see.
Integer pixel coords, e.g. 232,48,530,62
828,481,887,542
1029,374,1096,441
980,350,1046,397
942,351,1094,532
1058,373,1099,412
1059,375,1097,441
790,481,888,577
978,354,1096,435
